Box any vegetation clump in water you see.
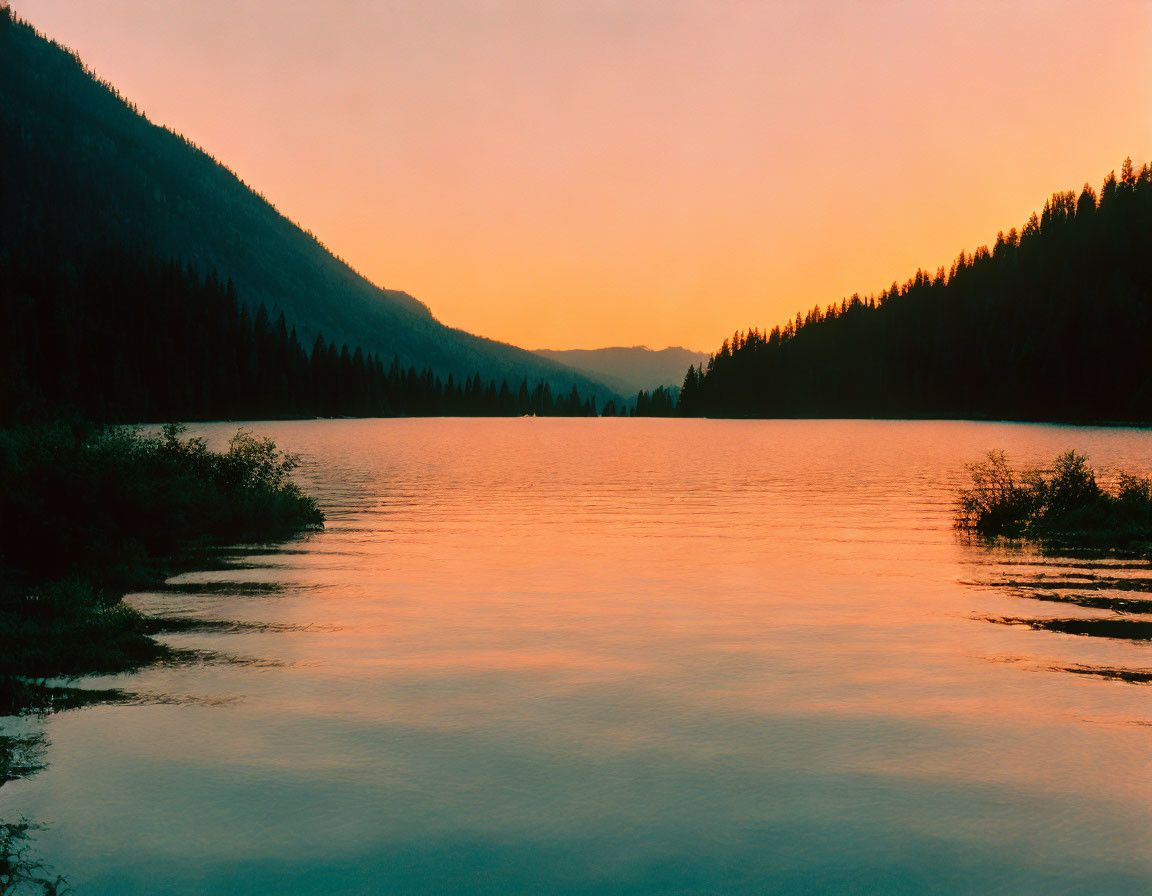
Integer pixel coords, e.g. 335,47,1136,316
0,422,323,714
0,422,323,889
957,449,1152,546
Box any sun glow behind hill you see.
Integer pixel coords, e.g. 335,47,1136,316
0,8,622,404
10,0,1152,352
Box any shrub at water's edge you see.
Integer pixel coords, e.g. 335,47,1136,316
957,450,1152,546
1,422,322,581
0,423,323,711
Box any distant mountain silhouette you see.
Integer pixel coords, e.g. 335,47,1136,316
0,10,618,404
534,346,709,397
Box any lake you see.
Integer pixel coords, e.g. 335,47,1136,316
3,419,1151,893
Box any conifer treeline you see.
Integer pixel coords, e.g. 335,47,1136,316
634,386,677,417
1,8,614,399
0,251,611,424
662,160,1152,422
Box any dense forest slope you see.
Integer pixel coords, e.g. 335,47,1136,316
676,161,1152,422
534,346,708,396
0,10,616,403
1,252,612,423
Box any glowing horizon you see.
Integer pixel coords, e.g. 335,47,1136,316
13,0,1152,353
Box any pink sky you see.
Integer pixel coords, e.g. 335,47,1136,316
14,0,1152,351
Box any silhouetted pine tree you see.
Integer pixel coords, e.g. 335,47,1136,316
0,250,617,424
669,161,1152,422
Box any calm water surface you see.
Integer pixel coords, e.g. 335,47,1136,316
4,419,1152,893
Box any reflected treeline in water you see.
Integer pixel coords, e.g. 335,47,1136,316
0,541,320,896
124,543,327,669
3,419,1151,894
1,733,62,894
160,580,288,595
0,423,322,718
0,417,328,896
964,546,1152,684
956,447,1152,684
1,670,256,894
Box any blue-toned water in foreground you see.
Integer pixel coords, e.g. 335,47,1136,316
3,419,1151,893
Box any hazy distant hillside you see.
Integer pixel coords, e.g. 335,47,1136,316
534,346,709,396
0,11,617,402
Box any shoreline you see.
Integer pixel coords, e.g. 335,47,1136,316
0,423,323,719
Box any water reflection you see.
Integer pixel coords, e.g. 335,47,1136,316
988,614,1152,642
4,419,1152,894
964,543,1152,686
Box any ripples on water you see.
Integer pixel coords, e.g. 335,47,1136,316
3,419,1151,894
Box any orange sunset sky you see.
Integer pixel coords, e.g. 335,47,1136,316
15,0,1152,352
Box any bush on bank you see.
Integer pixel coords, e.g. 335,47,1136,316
957,449,1152,545
0,422,323,706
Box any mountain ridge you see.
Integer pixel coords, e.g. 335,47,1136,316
0,9,621,403
533,345,709,397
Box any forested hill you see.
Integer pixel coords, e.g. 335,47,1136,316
676,161,1152,423
1,251,614,423
0,9,616,403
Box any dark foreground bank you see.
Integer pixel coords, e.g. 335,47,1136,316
0,422,323,713
0,422,323,891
